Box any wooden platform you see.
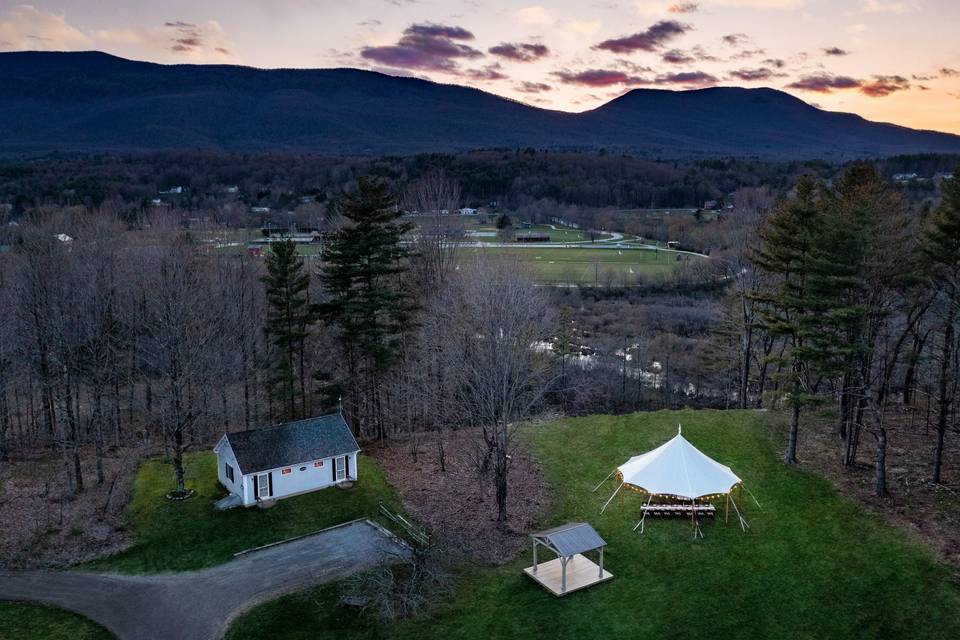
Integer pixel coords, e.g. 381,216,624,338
523,554,613,597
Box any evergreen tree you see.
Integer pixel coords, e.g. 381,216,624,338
923,169,960,483
750,175,822,464
317,178,416,439
262,240,312,420
812,164,924,493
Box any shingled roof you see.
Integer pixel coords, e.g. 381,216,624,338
225,413,360,475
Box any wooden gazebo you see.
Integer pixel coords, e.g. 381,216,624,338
523,522,613,596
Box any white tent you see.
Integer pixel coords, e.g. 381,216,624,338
596,426,756,536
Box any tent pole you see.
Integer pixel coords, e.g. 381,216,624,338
633,493,654,532
725,492,730,524
730,490,750,532
600,481,625,513
744,485,763,510
591,469,616,493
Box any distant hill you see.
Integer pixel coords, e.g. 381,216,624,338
1,51,958,160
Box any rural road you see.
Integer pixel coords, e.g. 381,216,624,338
0,519,407,640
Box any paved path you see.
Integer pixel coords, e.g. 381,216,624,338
0,519,407,640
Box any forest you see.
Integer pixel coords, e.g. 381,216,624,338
0,152,958,559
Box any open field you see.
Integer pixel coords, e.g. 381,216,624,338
226,410,960,640
220,239,696,285
467,246,691,284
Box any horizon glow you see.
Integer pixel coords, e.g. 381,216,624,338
1,0,958,134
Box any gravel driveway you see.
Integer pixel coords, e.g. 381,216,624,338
0,519,406,640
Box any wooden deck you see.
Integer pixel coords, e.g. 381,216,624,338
523,554,613,597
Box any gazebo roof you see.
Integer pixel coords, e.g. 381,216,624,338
532,522,606,557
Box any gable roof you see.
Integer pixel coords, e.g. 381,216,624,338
532,522,606,557
224,413,360,475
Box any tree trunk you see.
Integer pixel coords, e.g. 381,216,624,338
874,425,887,497
933,301,955,484
173,424,186,495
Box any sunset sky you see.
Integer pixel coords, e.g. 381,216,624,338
2,1,959,134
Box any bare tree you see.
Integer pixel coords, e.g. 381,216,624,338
404,169,464,290
431,257,556,525
137,233,224,497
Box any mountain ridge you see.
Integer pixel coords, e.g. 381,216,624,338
1,51,958,159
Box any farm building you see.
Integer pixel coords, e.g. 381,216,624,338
213,413,360,509
516,232,551,243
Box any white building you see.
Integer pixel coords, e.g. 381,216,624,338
213,413,360,509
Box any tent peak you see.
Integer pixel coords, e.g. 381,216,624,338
678,424,682,435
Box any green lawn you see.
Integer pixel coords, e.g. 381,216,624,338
468,246,689,284
226,410,960,640
0,603,112,640
83,452,401,573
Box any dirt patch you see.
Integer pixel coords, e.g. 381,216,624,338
370,426,549,566
769,408,960,568
0,445,144,569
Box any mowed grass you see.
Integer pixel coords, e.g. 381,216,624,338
83,452,401,573
468,246,689,283
0,603,113,640
226,410,960,640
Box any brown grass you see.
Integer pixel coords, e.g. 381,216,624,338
0,445,144,569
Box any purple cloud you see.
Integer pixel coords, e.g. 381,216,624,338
654,71,718,86
722,33,750,47
515,81,553,93
165,20,204,53
786,73,862,93
940,67,958,76
488,42,549,62
465,63,508,81
593,21,691,54
406,23,474,40
859,75,910,97
823,47,850,56
360,23,483,72
729,67,779,81
553,68,646,87
662,49,695,64
668,2,699,12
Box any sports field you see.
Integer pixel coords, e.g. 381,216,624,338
466,245,692,284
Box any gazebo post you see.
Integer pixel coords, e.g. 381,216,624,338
598,546,604,578
532,538,538,574
561,556,568,593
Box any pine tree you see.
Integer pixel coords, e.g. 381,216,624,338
262,240,312,421
750,175,822,464
317,178,416,439
923,169,960,483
